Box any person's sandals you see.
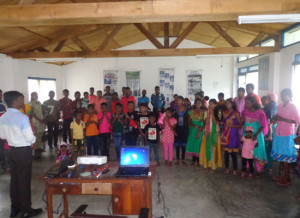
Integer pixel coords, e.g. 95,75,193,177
233,170,239,176
224,169,230,174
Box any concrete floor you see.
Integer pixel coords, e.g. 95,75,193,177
1,144,300,218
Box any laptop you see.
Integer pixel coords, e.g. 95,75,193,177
116,146,150,177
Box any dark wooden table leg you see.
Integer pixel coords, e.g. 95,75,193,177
145,181,152,218
46,188,53,218
63,194,69,218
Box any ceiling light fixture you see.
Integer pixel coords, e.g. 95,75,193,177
35,58,84,62
237,14,300,24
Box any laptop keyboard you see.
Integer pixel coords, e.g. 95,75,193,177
118,167,149,176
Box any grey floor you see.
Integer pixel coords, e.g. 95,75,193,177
1,144,300,218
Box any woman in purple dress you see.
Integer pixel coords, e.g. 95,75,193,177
220,99,242,175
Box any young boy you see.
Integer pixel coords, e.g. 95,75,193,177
112,103,125,159
144,113,161,166
84,104,99,155
124,101,139,146
111,92,119,115
70,111,86,158
81,92,90,110
98,103,111,157
137,103,149,146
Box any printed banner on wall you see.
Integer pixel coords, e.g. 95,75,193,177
159,68,174,107
186,70,203,100
258,56,269,90
103,70,118,93
126,71,140,98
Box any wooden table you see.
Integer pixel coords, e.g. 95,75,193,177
43,162,156,218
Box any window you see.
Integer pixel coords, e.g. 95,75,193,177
238,65,259,92
28,77,57,103
237,54,259,62
283,24,300,47
292,54,300,110
260,39,275,47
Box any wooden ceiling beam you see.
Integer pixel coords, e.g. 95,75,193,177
134,23,164,49
164,22,169,48
0,0,299,26
247,32,265,47
208,22,240,47
72,36,91,51
170,22,198,48
35,47,48,52
9,46,280,59
173,22,183,36
97,24,122,50
18,0,36,5
53,40,66,52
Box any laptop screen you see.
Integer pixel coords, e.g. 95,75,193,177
120,146,149,167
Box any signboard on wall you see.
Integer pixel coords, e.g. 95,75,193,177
258,56,269,90
126,71,140,98
159,67,174,107
103,70,118,93
186,70,203,100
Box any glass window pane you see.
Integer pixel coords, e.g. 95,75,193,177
246,72,258,93
261,39,275,47
283,26,300,47
27,78,56,103
292,65,300,111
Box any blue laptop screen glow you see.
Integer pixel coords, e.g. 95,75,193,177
120,147,149,167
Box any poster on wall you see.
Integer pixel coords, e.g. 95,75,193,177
258,56,269,90
186,70,203,100
159,67,174,107
126,71,140,98
103,70,118,93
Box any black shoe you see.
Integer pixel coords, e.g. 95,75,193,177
10,209,20,217
21,208,42,218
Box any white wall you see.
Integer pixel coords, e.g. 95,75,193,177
0,54,63,102
62,39,234,100
235,43,300,99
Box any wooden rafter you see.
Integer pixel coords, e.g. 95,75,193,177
170,22,198,48
19,26,52,41
164,23,169,48
9,47,280,59
173,22,183,36
53,40,66,52
72,36,91,51
248,33,266,47
134,23,164,49
18,0,35,5
0,0,299,26
97,24,122,50
148,23,163,36
208,22,240,47
36,47,48,52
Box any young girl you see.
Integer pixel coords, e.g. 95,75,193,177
174,96,189,165
186,98,206,165
271,89,300,186
161,108,177,166
221,98,241,175
56,142,72,164
200,99,222,171
241,126,257,178
241,96,268,177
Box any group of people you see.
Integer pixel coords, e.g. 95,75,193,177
0,82,300,217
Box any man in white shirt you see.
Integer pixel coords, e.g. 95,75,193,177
0,91,42,218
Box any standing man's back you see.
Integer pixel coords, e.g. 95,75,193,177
0,91,42,218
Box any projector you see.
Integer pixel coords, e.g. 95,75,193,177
77,156,107,165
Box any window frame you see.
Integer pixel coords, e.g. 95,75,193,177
282,24,300,48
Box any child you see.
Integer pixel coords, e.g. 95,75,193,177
112,103,125,159
184,98,192,110
124,101,139,146
56,142,72,164
221,98,241,176
241,126,257,178
84,104,99,155
111,92,119,115
137,103,149,146
174,96,189,165
144,113,161,166
200,99,222,172
98,103,112,157
81,92,90,110
161,108,177,166
70,111,86,159
186,98,206,166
